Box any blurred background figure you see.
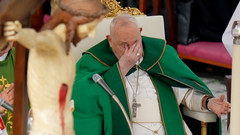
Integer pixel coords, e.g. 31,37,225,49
0,41,15,135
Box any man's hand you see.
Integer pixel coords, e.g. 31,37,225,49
207,94,231,117
0,83,14,113
4,21,22,41
118,42,143,76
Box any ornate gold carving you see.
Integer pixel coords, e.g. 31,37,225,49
51,0,59,14
101,0,145,17
50,0,144,17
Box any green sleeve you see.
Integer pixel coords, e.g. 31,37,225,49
72,54,115,135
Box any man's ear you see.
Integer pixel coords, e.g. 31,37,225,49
139,27,142,33
106,35,113,47
106,35,111,42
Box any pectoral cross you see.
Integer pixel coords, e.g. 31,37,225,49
132,98,141,118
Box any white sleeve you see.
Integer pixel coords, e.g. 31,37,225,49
0,116,8,135
172,87,189,105
172,87,208,112
222,2,240,57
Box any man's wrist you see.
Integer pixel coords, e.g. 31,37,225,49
118,61,129,76
202,96,212,111
205,97,212,111
118,60,132,76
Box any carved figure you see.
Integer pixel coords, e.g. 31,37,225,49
3,0,108,134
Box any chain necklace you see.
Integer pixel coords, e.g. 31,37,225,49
134,122,162,135
126,65,141,118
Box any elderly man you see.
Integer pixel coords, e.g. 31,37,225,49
72,14,231,135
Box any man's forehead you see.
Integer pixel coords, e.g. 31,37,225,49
116,39,139,45
115,20,137,28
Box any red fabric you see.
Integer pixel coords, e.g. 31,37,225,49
43,14,51,24
59,83,68,135
0,116,5,130
177,42,232,65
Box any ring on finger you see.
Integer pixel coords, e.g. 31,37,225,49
137,53,140,57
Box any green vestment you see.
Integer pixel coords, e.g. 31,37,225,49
0,47,15,135
72,36,220,135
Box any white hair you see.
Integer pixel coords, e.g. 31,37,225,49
110,14,138,35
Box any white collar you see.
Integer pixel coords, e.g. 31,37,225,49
136,57,143,65
0,52,9,62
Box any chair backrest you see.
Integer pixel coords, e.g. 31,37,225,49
72,15,165,62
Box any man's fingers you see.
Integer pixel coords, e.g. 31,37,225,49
228,109,231,112
129,43,137,52
8,89,14,96
5,83,14,93
0,106,5,114
8,83,14,89
226,102,231,108
219,94,225,102
8,98,14,105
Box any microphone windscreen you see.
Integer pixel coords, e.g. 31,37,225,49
92,73,101,83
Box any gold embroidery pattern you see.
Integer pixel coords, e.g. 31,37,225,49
5,110,13,135
85,51,110,67
146,40,166,71
0,75,13,135
150,77,167,134
0,75,10,92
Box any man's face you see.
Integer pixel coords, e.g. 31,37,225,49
108,23,142,59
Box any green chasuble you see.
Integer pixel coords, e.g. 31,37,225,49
72,36,221,135
0,47,15,135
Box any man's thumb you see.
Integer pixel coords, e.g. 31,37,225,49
220,94,225,102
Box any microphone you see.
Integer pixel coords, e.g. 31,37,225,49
0,98,13,112
92,74,115,97
92,73,133,135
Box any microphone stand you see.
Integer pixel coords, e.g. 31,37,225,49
92,74,133,135
111,95,133,135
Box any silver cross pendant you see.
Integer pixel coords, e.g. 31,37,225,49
132,98,141,118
